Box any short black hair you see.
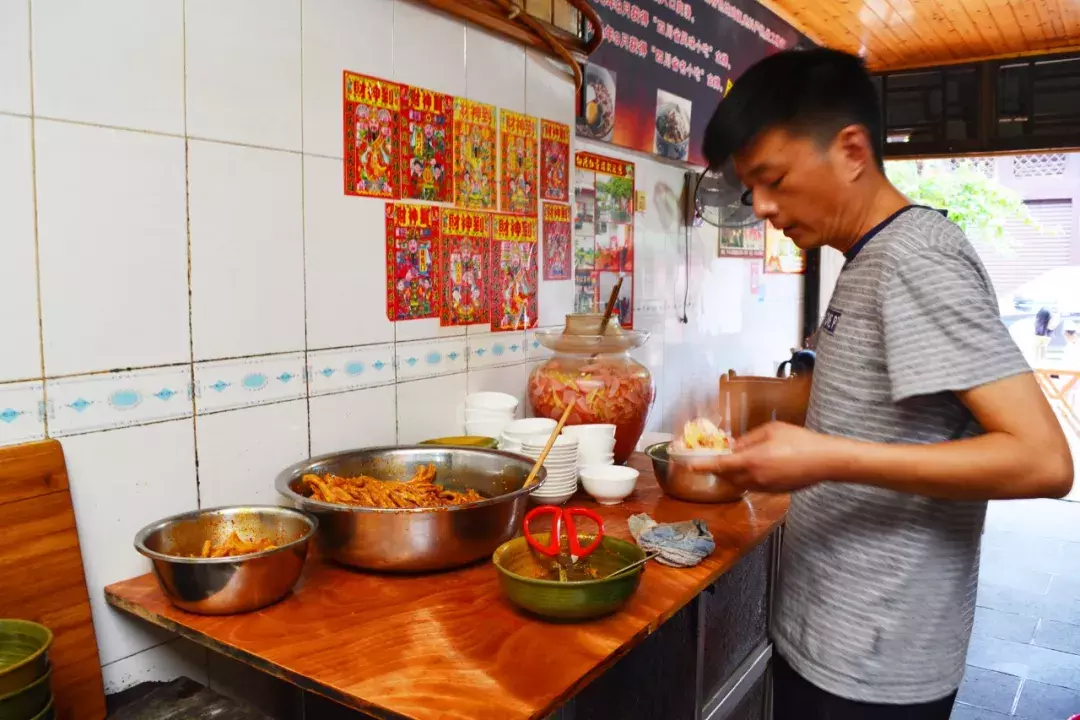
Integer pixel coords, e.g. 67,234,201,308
702,48,883,170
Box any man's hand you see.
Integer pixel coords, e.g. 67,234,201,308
682,421,839,493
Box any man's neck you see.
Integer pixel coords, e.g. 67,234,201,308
829,182,912,255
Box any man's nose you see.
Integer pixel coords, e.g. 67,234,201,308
752,191,777,221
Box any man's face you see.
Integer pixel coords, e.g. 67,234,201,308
733,127,861,250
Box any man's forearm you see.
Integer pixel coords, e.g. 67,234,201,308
822,432,1074,501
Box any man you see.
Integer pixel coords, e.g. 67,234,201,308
695,48,1073,719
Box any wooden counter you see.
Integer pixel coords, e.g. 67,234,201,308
105,455,788,720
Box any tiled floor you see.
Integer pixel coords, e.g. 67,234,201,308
951,487,1080,718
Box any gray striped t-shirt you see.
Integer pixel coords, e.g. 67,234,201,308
771,206,1031,704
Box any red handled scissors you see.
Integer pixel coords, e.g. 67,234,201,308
523,505,605,562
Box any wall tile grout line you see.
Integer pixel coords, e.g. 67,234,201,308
25,0,48,440
299,0,312,460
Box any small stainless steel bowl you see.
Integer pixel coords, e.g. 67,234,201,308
646,441,745,504
276,445,546,573
134,506,316,615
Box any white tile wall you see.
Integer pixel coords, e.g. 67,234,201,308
310,384,397,455
0,115,40,383
31,0,185,134
185,0,302,151
301,0,394,158
62,420,198,665
195,399,309,508
0,0,803,702
303,156,395,348
35,121,190,376
0,0,30,115
189,140,305,360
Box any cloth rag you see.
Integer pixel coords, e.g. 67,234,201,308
627,514,715,567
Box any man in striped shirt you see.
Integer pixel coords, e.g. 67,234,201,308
696,48,1073,719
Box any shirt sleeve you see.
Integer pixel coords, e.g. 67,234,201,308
882,249,1031,403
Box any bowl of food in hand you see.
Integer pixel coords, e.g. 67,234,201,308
493,534,646,620
662,419,746,503
276,446,545,572
134,506,316,615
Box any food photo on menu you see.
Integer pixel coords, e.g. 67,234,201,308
576,63,617,142
654,89,692,161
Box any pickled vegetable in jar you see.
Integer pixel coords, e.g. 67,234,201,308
527,315,654,465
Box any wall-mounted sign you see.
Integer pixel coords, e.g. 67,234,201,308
577,0,809,166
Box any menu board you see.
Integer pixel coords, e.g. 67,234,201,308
577,0,809,166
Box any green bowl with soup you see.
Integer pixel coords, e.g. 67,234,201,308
492,534,646,620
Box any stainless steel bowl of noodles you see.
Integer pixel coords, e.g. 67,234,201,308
276,445,546,572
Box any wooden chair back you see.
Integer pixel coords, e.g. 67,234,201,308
719,371,810,437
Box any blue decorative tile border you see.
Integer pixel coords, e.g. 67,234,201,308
0,381,45,448
194,352,307,415
396,337,466,381
468,332,526,369
46,367,193,437
308,343,396,397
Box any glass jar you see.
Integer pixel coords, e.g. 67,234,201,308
527,314,654,465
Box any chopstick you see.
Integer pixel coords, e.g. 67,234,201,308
523,403,575,489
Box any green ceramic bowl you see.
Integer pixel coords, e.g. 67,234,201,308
0,668,51,720
0,621,52,697
493,534,646,620
420,436,499,449
27,697,53,720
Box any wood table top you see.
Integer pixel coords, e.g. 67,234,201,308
105,454,788,720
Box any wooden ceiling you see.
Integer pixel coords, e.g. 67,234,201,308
758,0,1080,71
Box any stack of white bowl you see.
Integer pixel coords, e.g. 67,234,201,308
520,434,580,505
463,392,519,438
562,424,617,470
497,417,556,453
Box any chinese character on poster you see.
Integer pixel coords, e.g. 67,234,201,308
385,203,440,321
344,71,400,199
440,209,489,326
499,110,538,216
489,214,538,331
764,221,806,274
452,98,497,210
540,119,570,202
718,221,765,258
399,85,453,202
542,203,571,281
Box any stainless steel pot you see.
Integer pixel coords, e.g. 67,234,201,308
275,446,546,572
134,506,316,615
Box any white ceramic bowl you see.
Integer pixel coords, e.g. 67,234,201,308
580,465,639,505
578,455,614,468
528,488,576,505
503,418,558,439
464,419,509,438
562,424,616,440
465,408,514,422
465,392,520,412
522,434,579,450
575,436,617,453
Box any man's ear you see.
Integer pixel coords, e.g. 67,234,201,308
832,124,874,182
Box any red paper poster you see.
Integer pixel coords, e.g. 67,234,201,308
499,110,538,216
490,214,539,331
573,151,635,329
540,119,570,202
344,71,400,199
542,203,571,281
453,98,497,210
440,209,490,326
399,85,453,202
385,203,440,321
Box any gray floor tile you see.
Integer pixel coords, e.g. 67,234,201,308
1063,541,1080,566
1044,596,1080,627
974,607,1039,644
982,530,1064,557
1051,576,1080,602
986,499,1080,544
981,542,1079,580
978,582,1053,617
979,562,1053,594
950,702,1013,719
966,634,1080,692
1033,619,1080,655
1014,680,1080,720
957,666,1022,713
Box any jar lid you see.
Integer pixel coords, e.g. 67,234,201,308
534,313,649,353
